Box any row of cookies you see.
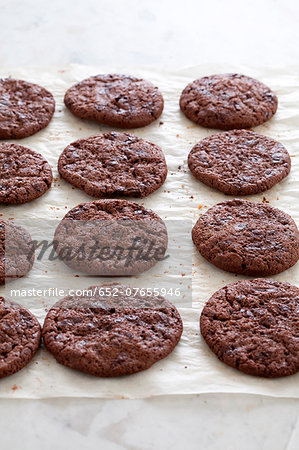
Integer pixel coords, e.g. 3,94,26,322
0,126,291,205
0,73,298,381
0,72,287,204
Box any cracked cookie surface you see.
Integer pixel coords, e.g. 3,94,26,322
192,199,299,276
0,220,35,285
0,78,55,139
64,74,164,128
58,132,167,198
188,130,290,195
180,73,277,130
0,143,52,204
200,278,299,377
42,283,183,377
0,297,41,378
54,199,168,276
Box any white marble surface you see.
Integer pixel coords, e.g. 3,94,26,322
1,0,299,449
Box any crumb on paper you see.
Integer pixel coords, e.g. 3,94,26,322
262,196,269,203
159,121,164,126
198,204,203,210
11,384,19,391
176,134,179,138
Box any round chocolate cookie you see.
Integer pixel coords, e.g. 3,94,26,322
0,297,41,378
64,74,164,128
42,283,183,377
0,78,55,139
192,199,299,276
0,220,35,285
54,199,168,276
0,143,53,204
180,73,278,130
58,132,167,198
200,279,299,378
188,130,290,195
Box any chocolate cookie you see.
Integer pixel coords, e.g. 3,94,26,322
42,283,183,377
188,130,290,195
200,279,299,377
192,199,299,276
0,78,55,139
0,220,35,284
54,199,168,276
180,73,278,130
0,297,41,378
58,132,167,198
0,143,53,204
64,74,164,128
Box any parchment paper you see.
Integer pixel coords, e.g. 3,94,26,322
0,64,298,399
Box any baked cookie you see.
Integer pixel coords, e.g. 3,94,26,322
192,199,299,276
64,74,164,128
0,220,35,284
0,78,55,139
53,199,168,276
58,132,167,198
200,279,299,377
180,73,277,130
188,130,290,195
42,283,183,377
0,297,41,378
0,143,52,204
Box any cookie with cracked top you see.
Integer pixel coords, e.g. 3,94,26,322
0,220,35,284
64,74,164,128
180,73,277,130
188,130,290,195
192,199,299,276
200,278,299,377
0,143,52,204
58,132,167,198
0,219,35,285
42,282,183,377
54,199,168,276
0,78,55,139
0,297,41,378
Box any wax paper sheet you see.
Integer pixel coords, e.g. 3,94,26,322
0,64,298,399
